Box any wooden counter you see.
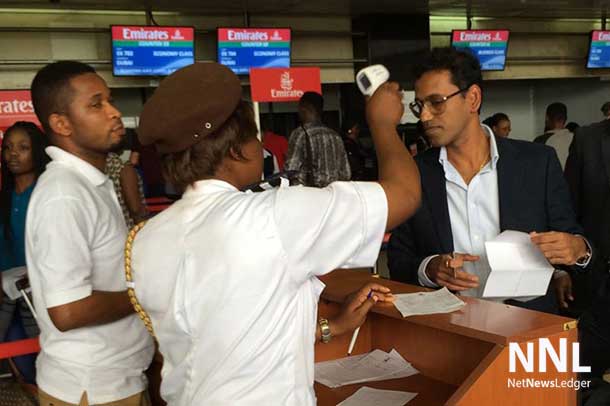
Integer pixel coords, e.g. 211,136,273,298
315,269,579,406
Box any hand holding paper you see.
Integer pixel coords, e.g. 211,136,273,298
530,231,588,266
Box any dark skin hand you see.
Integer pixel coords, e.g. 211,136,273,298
316,282,394,341
552,272,573,309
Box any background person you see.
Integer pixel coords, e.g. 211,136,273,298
285,91,351,186
0,121,49,383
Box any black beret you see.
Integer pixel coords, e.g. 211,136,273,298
137,62,242,154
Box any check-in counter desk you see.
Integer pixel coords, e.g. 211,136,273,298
315,270,578,406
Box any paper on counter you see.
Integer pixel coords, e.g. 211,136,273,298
1,266,27,300
483,230,554,298
393,287,465,318
337,386,418,406
315,349,418,388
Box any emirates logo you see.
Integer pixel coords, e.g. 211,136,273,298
280,71,293,90
271,30,282,41
271,71,304,98
172,29,184,40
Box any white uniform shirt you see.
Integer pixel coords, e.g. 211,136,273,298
25,147,154,404
131,179,387,405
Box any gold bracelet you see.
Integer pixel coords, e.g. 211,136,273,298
124,220,155,338
319,318,331,343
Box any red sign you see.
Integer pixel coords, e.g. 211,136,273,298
452,30,509,43
0,90,39,130
218,28,290,43
111,26,194,42
592,30,610,42
250,68,321,102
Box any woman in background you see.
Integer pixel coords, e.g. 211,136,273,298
483,112,511,138
0,121,49,383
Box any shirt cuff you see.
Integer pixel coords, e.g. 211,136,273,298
44,285,92,308
418,255,441,288
553,269,569,279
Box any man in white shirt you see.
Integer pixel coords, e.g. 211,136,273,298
128,62,421,405
534,102,573,170
27,61,154,405
388,48,593,314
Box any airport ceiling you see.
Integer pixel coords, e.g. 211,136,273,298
1,0,610,19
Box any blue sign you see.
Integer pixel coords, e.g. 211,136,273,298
587,31,610,68
452,30,510,71
218,28,291,75
111,26,195,76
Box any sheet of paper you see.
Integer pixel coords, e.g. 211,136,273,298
1,266,27,300
315,349,418,388
393,287,465,318
483,230,554,298
337,386,418,406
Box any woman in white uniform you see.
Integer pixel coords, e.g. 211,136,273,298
130,63,421,405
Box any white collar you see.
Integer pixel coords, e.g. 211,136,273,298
439,124,500,171
45,146,108,187
183,179,239,197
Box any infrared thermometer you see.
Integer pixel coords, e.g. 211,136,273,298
356,65,414,124
356,65,390,96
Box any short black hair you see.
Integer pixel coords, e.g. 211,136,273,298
487,112,509,127
30,61,96,135
413,47,483,91
566,122,580,132
299,91,324,117
601,102,610,116
546,102,567,123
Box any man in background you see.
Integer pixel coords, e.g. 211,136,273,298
534,102,573,170
285,92,350,186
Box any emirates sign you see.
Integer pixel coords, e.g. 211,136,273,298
250,67,321,102
0,90,39,129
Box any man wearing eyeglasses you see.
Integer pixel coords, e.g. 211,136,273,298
387,47,593,314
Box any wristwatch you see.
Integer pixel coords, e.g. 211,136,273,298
576,247,592,266
319,318,332,344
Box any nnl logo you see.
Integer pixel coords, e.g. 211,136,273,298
509,338,590,373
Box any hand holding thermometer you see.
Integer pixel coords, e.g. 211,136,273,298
356,65,411,124
356,64,390,96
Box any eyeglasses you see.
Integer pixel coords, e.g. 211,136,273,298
409,86,471,118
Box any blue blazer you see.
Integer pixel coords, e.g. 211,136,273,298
387,136,592,314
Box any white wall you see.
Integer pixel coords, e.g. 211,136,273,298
481,77,610,141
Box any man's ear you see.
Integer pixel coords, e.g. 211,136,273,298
468,85,482,113
48,113,72,138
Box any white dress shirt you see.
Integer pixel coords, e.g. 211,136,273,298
417,126,586,299
26,147,154,404
131,179,387,405
418,125,500,297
